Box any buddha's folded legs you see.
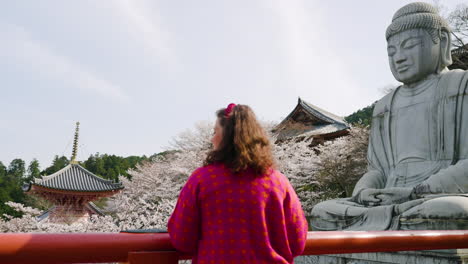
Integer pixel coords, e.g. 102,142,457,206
400,196,468,230
310,199,396,231
311,195,468,231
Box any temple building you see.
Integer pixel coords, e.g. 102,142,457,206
273,98,349,146
24,122,123,223
449,44,468,70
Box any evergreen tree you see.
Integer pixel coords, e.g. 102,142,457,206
0,161,7,191
0,159,27,217
26,159,41,183
42,156,69,175
344,103,375,127
0,161,11,217
7,159,26,180
81,153,150,180
0,161,6,177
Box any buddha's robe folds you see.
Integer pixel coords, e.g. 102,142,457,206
311,70,468,231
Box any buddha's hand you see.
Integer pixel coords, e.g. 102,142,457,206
356,188,383,206
375,187,414,205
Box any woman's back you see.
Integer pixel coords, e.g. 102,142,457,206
169,163,307,263
168,104,308,263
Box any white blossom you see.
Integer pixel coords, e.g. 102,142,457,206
0,122,369,233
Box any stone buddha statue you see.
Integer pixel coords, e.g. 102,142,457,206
310,2,468,231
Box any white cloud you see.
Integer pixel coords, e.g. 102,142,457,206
259,0,362,116
112,0,177,69
0,23,130,104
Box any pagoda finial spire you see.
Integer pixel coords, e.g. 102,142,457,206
71,122,80,164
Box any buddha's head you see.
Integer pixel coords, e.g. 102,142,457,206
386,2,452,85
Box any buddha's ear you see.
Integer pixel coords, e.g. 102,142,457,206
440,30,452,68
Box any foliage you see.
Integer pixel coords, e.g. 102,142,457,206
447,4,468,70
81,153,149,181
0,122,212,232
0,201,119,233
111,150,205,231
0,153,153,217
273,137,321,213
273,126,369,212
0,159,27,218
312,126,369,198
0,119,370,233
0,151,200,232
8,159,26,184
167,121,213,151
39,154,151,182
447,4,468,50
0,158,55,218
26,159,41,183
41,156,70,176
108,122,213,230
345,104,375,127
435,1,468,70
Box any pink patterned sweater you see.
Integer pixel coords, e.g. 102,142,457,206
168,163,308,263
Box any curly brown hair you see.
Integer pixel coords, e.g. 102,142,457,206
204,104,275,175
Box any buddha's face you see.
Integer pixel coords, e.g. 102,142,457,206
387,28,440,84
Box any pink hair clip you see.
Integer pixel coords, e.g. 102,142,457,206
224,103,237,117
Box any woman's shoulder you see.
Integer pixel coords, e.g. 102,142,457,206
190,163,227,178
266,168,287,180
267,168,289,186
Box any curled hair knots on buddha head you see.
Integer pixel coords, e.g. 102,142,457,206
386,2,453,70
385,2,451,43
204,104,275,175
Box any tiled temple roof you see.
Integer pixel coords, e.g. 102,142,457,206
32,164,123,192
297,98,348,126
275,98,349,140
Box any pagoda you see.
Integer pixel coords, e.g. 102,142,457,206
25,122,123,223
274,98,349,146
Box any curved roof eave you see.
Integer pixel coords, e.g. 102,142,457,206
33,164,123,192
298,98,348,126
276,97,349,129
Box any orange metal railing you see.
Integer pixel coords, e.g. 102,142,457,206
0,230,467,263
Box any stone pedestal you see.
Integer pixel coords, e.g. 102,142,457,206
295,249,468,264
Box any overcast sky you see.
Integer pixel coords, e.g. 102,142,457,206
0,0,464,168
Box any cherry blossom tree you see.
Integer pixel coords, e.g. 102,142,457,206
273,137,321,213
0,201,119,233
0,121,370,232
103,121,213,231
313,126,369,199
0,122,212,233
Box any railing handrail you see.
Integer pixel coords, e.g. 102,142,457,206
0,230,467,263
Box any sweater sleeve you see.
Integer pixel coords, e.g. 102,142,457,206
167,168,202,253
283,179,308,257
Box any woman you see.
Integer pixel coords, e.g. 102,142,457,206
168,104,308,263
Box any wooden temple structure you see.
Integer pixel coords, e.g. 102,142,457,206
25,122,123,223
273,98,349,146
449,44,468,70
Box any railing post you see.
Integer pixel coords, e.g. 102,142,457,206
128,251,179,264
